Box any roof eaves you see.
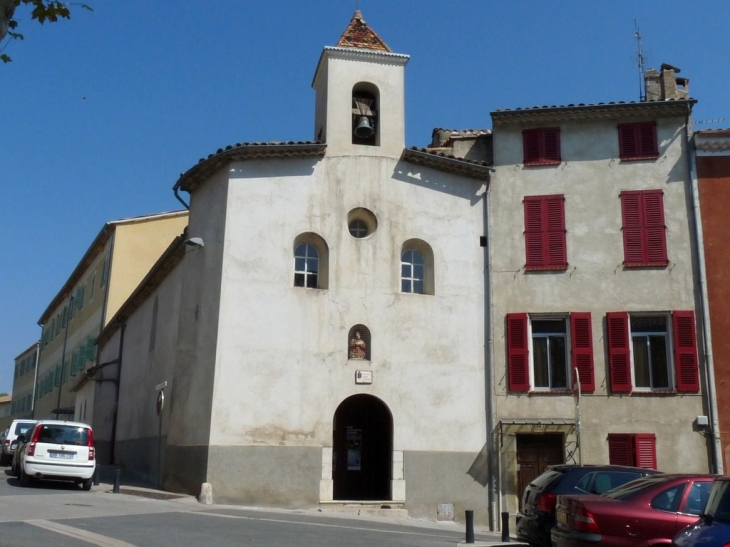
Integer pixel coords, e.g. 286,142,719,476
174,141,327,194
402,147,491,181
491,99,697,125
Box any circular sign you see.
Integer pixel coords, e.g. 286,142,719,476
156,390,164,417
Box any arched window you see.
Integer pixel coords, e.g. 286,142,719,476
401,250,424,294
293,233,329,289
401,239,435,295
294,243,319,288
348,325,371,361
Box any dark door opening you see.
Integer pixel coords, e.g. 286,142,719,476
516,433,564,509
333,394,392,501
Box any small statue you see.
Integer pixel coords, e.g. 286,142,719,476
349,330,367,360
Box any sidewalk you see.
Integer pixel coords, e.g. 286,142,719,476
94,464,526,546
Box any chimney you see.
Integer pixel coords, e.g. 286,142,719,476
644,63,689,101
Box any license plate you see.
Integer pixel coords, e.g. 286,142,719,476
557,510,567,525
50,452,75,460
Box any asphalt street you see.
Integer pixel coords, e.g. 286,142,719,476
0,468,507,546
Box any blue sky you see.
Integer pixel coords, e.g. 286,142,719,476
1,1,728,394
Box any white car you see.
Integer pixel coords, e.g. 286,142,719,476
15,420,96,490
1,419,36,465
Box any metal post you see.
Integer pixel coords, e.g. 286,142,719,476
501,511,510,542
113,468,121,493
93,467,99,486
465,510,474,544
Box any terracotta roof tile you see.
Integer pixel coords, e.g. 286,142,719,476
336,10,391,52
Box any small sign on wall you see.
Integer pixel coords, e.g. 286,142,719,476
355,370,373,384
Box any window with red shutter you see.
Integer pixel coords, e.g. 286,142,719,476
523,128,561,165
673,311,700,392
633,434,658,469
507,313,530,392
607,434,634,466
608,433,657,469
618,122,659,161
620,190,668,267
570,312,595,392
606,312,632,393
524,195,567,270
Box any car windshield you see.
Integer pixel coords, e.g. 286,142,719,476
604,476,670,500
705,481,730,524
36,425,89,446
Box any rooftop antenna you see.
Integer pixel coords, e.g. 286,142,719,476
635,21,645,101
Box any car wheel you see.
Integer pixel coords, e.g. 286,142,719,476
19,468,30,487
82,477,92,491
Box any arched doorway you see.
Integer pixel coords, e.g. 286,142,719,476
333,394,392,500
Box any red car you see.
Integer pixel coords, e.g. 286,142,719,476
551,474,714,547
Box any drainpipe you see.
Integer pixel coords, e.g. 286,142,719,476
685,106,723,474
30,341,40,418
109,321,126,465
483,177,497,532
174,185,190,210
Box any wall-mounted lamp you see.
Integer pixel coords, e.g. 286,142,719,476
185,237,204,248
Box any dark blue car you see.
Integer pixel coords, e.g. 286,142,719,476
674,476,730,547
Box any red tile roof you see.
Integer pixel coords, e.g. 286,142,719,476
336,10,391,52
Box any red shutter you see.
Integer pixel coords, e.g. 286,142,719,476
523,128,560,165
523,130,540,164
638,122,659,157
608,434,633,466
618,122,658,160
545,196,567,267
570,312,595,392
507,313,530,392
642,190,667,264
543,128,561,162
633,434,657,469
621,191,644,264
618,124,637,159
524,198,545,268
673,311,700,392
607,312,632,393
525,195,567,270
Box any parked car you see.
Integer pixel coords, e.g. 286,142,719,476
674,476,730,547
551,474,714,547
1,419,36,465
516,464,662,547
15,420,96,490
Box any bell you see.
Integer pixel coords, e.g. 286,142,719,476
354,116,375,138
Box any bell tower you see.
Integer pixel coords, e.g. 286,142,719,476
312,10,409,158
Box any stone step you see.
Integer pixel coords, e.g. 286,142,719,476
319,501,408,519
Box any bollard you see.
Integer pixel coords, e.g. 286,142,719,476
113,468,121,494
501,511,510,542
93,467,99,486
465,510,474,544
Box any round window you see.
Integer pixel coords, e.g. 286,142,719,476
347,208,377,239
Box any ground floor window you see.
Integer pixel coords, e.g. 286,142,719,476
607,432,657,469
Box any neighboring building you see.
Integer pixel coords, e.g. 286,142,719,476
33,211,189,430
489,65,712,520
694,129,730,471
10,343,38,421
0,394,11,431
98,11,493,524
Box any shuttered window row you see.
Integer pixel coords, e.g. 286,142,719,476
523,190,667,269
507,310,699,394
522,123,658,165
